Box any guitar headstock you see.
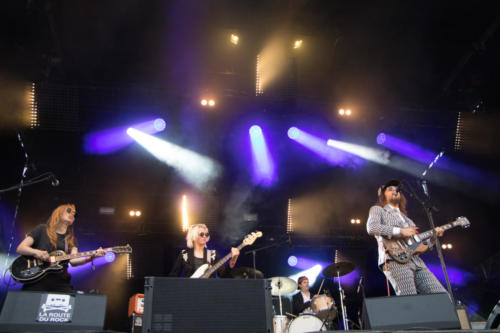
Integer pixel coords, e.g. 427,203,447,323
455,217,470,229
111,244,133,254
243,231,263,246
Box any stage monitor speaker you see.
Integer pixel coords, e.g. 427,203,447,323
0,290,107,332
143,277,273,333
485,300,500,329
362,293,460,330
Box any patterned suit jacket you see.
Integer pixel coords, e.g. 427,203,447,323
366,204,427,267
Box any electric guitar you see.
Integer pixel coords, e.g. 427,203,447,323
383,217,470,263
190,231,262,278
10,244,132,283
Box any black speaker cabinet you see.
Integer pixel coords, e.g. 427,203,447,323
362,293,460,330
143,277,273,333
0,290,107,332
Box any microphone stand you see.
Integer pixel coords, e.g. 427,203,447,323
0,173,55,194
244,234,290,279
401,179,456,305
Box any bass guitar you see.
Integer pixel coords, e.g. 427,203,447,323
191,231,262,278
383,217,470,263
10,244,132,283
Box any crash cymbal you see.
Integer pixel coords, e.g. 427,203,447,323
231,267,264,279
270,276,298,296
322,262,355,278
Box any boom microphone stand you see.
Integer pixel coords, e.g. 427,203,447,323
401,175,456,305
244,234,290,279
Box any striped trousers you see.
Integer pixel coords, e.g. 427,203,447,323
383,259,447,296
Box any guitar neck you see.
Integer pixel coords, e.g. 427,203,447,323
417,221,460,241
53,247,114,262
202,242,246,278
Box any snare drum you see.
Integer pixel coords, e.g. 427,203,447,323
288,314,326,333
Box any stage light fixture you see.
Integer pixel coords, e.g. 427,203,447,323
201,99,208,106
230,34,239,45
182,195,189,232
105,251,116,263
208,99,215,107
135,210,142,217
129,210,135,217
294,40,303,49
287,198,293,233
345,109,352,116
338,108,345,116
153,119,166,131
288,256,298,267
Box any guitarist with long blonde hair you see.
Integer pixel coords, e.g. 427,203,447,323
16,203,105,292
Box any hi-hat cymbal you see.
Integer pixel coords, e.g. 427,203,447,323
322,262,355,278
270,276,298,296
232,267,264,279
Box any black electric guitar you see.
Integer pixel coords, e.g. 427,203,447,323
383,217,470,263
10,244,132,283
190,231,262,278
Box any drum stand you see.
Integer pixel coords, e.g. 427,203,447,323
337,270,349,330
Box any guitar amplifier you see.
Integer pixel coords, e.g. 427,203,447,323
143,277,273,333
0,290,107,332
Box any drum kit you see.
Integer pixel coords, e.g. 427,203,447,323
270,258,355,333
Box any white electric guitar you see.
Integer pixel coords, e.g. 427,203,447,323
190,231,263,278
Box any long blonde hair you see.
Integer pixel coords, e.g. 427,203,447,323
46,204,76,251
186,224,209,248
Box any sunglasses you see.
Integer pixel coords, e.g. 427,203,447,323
198,232,210,237
66,207,78,217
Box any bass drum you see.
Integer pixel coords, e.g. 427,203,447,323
288,314,326,333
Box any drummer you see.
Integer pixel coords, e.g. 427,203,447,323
292,276,312,315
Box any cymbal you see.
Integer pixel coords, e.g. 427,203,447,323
231,267,264,279
322,262,355,278
270,276,298,296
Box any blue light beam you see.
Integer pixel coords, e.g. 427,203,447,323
249,125,276,186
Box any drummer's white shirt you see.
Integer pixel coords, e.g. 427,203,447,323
301,291,311,303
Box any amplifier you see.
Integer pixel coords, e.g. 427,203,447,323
0,290,107,332
142,277,273,333
362,293,460,330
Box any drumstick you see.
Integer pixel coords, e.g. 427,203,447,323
316,278,325,296
286,312,297,318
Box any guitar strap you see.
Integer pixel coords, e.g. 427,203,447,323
64,237,68,254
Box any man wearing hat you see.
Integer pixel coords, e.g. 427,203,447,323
366,180,447,295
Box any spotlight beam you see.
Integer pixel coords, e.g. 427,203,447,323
84,118,166,155
127,128,221,190
288,127,364,167
249,125,276,186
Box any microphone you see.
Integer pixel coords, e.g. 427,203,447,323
49,174,60,187
357,276,363,294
